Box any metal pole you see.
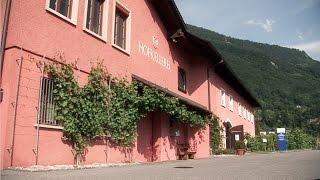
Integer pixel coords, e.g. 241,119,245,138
35,61,45,165
10,54,23,166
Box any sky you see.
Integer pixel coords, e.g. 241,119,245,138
175,0,320,61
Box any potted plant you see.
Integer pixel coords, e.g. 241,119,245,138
235,140,246,156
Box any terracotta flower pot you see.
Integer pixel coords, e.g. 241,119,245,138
236,149,246,156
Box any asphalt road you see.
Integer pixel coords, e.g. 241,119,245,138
1,150,320,180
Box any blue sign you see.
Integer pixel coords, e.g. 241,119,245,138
277,133,287,152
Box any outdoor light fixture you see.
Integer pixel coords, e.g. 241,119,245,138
170,29,185,43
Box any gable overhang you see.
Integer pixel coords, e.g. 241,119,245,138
150,0,261,108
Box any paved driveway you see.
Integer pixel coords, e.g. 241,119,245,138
1,150,320,180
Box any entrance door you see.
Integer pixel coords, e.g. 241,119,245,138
230,125,244,149
137,113,154,162
225,123,232,149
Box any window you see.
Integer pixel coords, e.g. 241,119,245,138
220,89,226,107
251,113,254,123
229,96,233,111
243,108,247,119
83,0,108,40
178,68,187,92
86,0,104,35
49,0,72,18
46,0,79,24
112,2,131,53
238,103,242,116
38,77,59,126
247,111,250,121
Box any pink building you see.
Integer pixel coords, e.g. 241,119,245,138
0,0,260,169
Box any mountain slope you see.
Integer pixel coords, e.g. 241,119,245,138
187,24,320,135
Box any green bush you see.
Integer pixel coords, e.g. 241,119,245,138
287,129,316,150
212,148,235,155
246,134,276,152
246,129,317,152
235,140,246,149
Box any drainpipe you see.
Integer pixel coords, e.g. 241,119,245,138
0,0,13,88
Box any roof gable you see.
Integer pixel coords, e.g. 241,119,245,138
150,0,260,107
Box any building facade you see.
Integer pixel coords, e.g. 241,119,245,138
0,0,259,169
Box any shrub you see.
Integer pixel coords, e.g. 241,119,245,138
212,148,235,155
287,129,317,150
246,134,276,152
235,140,246,149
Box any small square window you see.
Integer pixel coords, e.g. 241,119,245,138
178,68,186,92
49,0,73,18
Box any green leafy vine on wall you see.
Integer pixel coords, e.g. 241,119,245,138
44,61,214,161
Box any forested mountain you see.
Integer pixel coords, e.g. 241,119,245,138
187,25,320,135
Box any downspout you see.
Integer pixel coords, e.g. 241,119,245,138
0,0,13,88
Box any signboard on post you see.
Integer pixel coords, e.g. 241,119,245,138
276,128,287,152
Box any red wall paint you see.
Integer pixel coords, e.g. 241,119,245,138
0,0,256,168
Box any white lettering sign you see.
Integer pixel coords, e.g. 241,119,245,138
235,134,240,141
138,41,171,70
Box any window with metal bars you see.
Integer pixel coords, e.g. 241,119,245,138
38,77,58,126
114,7,128,49
86,0,104,35
49,0,73,18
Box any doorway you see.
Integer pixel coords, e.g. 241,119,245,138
224,122,232,149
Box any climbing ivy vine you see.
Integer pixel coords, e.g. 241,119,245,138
45,61,213,161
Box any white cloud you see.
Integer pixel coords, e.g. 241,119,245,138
244,19,275,32
291,41,320,53
297,32,304,40
290,40,320,61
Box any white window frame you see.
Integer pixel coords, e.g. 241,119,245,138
247,111,251,121
83,0,109,42
251,113,254,123
243,108,247,119
111,0,131,55
45,0,79,25
229,95,234,111
220,89,226,107
238,103,242,117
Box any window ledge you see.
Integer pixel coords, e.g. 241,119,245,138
34,124,63,130
45,7,76,26
83,28,107,42
112,43,130,56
